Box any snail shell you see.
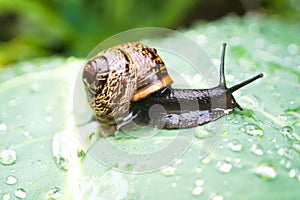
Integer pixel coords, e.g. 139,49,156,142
82,42,173,124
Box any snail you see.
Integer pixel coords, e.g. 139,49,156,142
82,42,263,132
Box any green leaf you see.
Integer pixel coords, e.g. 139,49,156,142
0,14,300,199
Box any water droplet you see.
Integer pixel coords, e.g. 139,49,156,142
255,162,277,180
192,186,203,196
195,179,204,186
212,195,224,200
233,158,243,169
270,137,277,143
277,148,285,156
222,138,229,143
289,169,297,178
171,182,177,188
14,188,27,199
277,114,288,121
0,123,8,135
280,126,293,138
277,147,293,158
280,158,291,169
251,144,264,156
47,186,61,200
23,131,32,139
228,140,242,152
240,124,264,137
292,141,300,153
225,157,232,162
5,175,18,185
45,115,53,122
52,133,72,171
195,167,202,173
2,193,11,200
161,166,176,177
194,128,214,139
0,149,17,165
217,161,232,173
238,95,259,109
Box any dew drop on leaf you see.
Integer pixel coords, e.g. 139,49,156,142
2,193,11,200
5,175,18,185
292,141,300,153
233,158,243,169
277,114,288,121
47,186,61,200
195,167,202,173
52,133,72,171
23,131,32,139
251,144,264,156
14,188,27,199
194,128,214,139
228,139,242,152
44,115,53,122
238,95,259,109
217,161,232,173
212,195,224,200
288,169,297,178
240,124,264,137
0,149,17,165
280,158,291,169
192,186,203,196
0,122,8,135
161,166,176,177
280,126,293,138
255,162,277,180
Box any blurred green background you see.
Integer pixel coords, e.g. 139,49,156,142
0,0,299,66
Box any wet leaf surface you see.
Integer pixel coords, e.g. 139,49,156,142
0,14,299,199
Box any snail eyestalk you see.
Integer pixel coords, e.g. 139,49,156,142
219,43,227,88
227,73,264,94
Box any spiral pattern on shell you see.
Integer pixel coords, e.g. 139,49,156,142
82,42,173,124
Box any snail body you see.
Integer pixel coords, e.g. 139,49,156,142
83,42,263,130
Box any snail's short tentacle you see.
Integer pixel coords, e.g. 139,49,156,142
226,73,264,94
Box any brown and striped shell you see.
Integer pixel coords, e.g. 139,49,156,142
82,42,173,124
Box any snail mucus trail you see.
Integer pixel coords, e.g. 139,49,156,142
83,42,263,133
